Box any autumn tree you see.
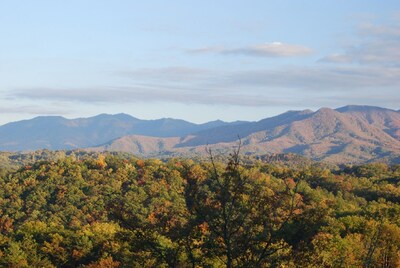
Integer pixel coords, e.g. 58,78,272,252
185,146,304,267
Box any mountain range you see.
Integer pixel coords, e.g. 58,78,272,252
1,105,399,164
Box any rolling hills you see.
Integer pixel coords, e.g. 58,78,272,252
1,105,399,164
92,106,400,164
0,113,240,151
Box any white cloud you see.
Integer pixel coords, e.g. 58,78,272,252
9,86,287,107
7,19,400,112
9,63,400,108
119,67,210,82
189,42,312,57
226,65,400,90
187,46,224,54
320,19,400,66
0,105,71,115
223,42,312,57
318,54,352,64
358,22,400,39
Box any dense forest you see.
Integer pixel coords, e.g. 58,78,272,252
0,150,399,267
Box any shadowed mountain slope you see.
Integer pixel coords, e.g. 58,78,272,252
94,106,400,164
1,106,399,164
0,114,237,151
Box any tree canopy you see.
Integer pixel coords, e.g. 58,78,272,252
0,151,399,267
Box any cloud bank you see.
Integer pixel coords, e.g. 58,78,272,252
189,42,312,57
9,62,399,109
0,105,71,115
4,19,400,114
319,20,400,66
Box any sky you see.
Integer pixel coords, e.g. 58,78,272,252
1,0,400,125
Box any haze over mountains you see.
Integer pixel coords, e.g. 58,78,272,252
0,114,242,151
1,105,399,164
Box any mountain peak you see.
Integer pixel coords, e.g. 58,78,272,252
317,107,334,112
335,105,392,113
314,107,337,116
33,115,66,120
114,113,138,120
1,106,400,164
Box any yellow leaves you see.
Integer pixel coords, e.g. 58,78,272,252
20,220,47,235
148,182,161,196
85,256,120,268
92,222,119,236
95,154,107,169
72,249,85,259
311,232,344,266
310,227,399,268
42,233,68,262
24,165,32,170
56,185,67,200
0,217,14,234
124,163,136,172
262,173,271,183
199,222,209,235
148,212,157,225
381,183,399,195
366,221,400,267
22,177,37,187
292,208,303,216
136,159,145,168
215,236,225,246
157,234,173,247
147,201,176,227
241,193,250,203
174,161,183,168
159,179,170,190
4,242,29,268
188,165,207,182
58,168,65,175
285,178,296,190
81,222,120,241
205,198,221,209
321,168,331,178
264,187,275,197
69,217,82,229
245,168,267,183
69,222,122,263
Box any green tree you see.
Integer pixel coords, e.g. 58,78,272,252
186,147,303,267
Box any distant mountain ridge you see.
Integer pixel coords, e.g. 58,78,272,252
92,106,400,164
0,114,242,151
1,106,399,164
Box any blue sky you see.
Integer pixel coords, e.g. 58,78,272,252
1,1,399,124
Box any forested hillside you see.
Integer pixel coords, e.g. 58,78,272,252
0,152,399,267
91,106,400,164
1,106,399,164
